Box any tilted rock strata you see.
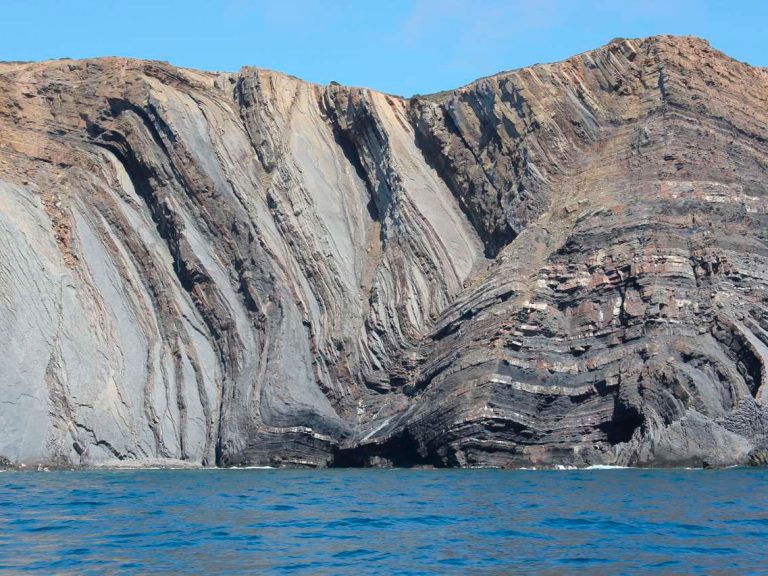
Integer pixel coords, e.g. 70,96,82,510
1,36,767,468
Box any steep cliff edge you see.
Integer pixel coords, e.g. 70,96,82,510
1,36,767,468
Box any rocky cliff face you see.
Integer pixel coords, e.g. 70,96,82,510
1,36,767,468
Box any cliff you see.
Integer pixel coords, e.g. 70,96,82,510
1,35,767,468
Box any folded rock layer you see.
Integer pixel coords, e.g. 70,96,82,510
1,36,767,468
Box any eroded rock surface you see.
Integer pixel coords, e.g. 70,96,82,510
1,36,767,468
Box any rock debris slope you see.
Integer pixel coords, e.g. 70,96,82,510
1,36,767,468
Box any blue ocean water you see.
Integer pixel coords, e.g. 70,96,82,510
0,468,766,574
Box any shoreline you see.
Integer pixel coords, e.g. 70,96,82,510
0,462,759,472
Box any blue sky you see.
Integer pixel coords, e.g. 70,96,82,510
3,0,765,95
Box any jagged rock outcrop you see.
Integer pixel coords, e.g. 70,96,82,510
1,36,767,468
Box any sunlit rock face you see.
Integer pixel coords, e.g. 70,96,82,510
1,36,767,468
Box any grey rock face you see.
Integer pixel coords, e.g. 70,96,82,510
1,36,767,468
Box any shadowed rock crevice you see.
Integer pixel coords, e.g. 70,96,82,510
409,102,518,258
333,430,437,468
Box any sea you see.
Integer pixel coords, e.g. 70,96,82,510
0,467,766,574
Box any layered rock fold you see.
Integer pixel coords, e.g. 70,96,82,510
1,36,767,467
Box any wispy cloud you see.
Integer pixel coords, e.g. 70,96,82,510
396,0,702,73
397,0,573,73
399,0,566,45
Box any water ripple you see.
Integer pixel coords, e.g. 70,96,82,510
0,468,765,574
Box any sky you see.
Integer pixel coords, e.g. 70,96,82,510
2,0,766,96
